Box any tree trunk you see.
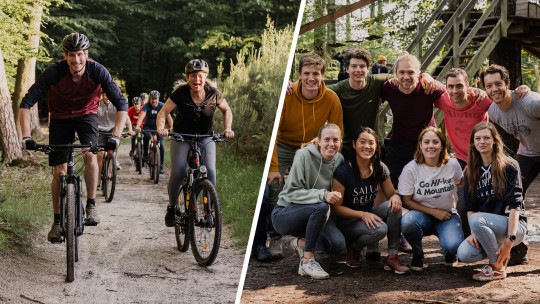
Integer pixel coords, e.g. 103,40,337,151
0,48,24,164
314,0,328,57
13,2,43,137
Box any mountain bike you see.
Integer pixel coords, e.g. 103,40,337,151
146,130,161,184
101,133,130,202
132,131,144,174
31,142,103,282
169,132,225,266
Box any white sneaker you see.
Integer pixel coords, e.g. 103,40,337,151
115,160,122,170
290,237,304,260
298,258,329,279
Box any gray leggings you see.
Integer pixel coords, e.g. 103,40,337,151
167,138,216,207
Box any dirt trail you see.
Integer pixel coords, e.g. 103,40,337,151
0,143,244,304
241,176,540,303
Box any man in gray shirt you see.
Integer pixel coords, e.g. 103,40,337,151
482,64,540,265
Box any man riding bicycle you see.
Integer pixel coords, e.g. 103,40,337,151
128,96,143,156
97,91,133,174
135,90,173,174
18,33,128,242
156,59,234,227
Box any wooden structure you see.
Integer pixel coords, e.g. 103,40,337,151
377,0,540,128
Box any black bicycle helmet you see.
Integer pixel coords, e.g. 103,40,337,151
185,59,209,75
132,97,141,105
149,90,160,99
62,33,90,52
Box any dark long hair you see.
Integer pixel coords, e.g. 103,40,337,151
350,126,384,183
466,122,512,198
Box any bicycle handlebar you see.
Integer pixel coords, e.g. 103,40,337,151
169,132,225,142
30,143,104,154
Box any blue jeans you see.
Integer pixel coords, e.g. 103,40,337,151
337,200,402,255
401,210,464,256
272,203,346,254
457,212,527,265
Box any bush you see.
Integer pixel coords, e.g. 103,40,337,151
216,19,293,160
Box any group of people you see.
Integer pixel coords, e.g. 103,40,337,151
255,48,539,283
18,33,235,244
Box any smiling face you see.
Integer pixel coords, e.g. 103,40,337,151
395,59,420,94
483,72,510,105
346,58,369,83
446,74,468,106
187,71,207,92
319,127,341,160
300,65,323,98
473,128,494,155
65,50,88,77
352,131,377,160
420,131,442,162
150,98,159,108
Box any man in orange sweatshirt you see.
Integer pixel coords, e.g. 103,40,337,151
253,53,344,262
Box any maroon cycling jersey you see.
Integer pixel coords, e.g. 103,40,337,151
20,59,127,119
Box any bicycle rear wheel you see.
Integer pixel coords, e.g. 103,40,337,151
174,186,190,252
153,146,160,184
189,179,221,266
104,153,117,202
65,183,76,282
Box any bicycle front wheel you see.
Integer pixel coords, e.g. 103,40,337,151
149,148,155,180
189,179,221,266
65,183,76,282
135,141,143,174
153,146,160,184
174,186,190,252
104,153,117,202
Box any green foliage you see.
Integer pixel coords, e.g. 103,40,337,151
217,19,293,159
0,166,51,249
215,148,264,249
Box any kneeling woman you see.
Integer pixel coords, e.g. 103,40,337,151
332,127,410,274
399,127,464,272
457,122,527,281
272,124,346,280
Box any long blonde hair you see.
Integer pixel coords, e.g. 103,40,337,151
466,122,513,198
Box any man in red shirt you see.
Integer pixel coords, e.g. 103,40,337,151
128,96,143,156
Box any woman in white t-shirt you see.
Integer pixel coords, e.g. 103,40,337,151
398,127,464,272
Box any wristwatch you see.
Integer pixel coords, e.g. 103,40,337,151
508,235,516,242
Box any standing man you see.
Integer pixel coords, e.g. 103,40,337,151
482,64,540,265
19,33,128,242
135,90,173,174
264,53,345,260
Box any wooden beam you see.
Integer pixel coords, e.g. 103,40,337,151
299,0,377,35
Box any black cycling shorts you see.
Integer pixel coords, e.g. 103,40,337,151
48,114,99,166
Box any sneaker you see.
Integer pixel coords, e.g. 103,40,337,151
508,242,529,266
254,245,272,262
85,205,100,226
472,265,506,281
445,253,458,266
165,205,175,227
47,222,62,243
410,253,427,272
116,161,122,170
160,166,165,174
268,238,284,259
290,237,304,260
298,258,329,279
399,235,413,253
346,245,362,268
384,255,411,274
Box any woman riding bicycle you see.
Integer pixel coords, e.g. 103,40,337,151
156,59,234,227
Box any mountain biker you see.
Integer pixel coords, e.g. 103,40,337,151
19,33,128,242
128,96,143,156
97,91,133,173
155,59,234,227
140,92,149,107
135,90,173,174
